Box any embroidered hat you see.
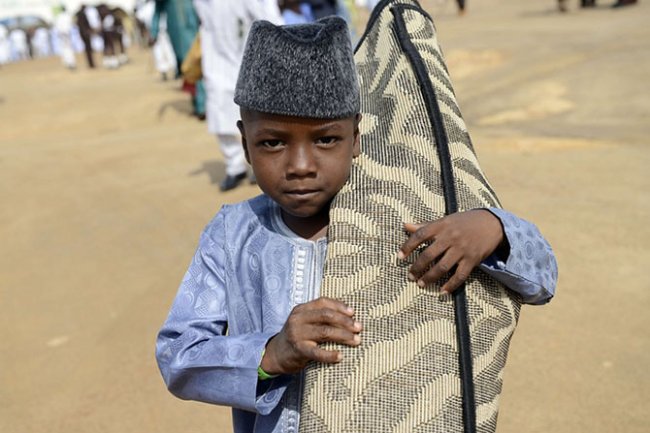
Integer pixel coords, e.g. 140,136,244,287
234,16,360,119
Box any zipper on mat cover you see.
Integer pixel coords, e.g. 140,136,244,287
391,5,477,433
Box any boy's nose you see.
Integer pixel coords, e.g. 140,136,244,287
286,144,317,177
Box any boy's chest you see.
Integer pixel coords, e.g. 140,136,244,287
225,235,327,333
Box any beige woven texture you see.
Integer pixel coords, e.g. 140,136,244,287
299,1,521,432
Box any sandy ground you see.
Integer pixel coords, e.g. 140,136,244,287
1,1,648,432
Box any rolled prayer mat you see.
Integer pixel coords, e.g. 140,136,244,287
299,1,521,432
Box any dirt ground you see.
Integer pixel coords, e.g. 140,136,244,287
1,1,648,432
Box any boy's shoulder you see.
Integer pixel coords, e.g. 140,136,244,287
202,194,277,240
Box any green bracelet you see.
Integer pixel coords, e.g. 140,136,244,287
258,349,279,380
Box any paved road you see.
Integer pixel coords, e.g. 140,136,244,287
1,1,648,432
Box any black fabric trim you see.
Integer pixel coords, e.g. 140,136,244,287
391,5,477,433
355,0,422,53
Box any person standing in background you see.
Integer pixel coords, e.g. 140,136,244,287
31,27,51,58
306,0,338,19
8,28,29,61
558,0,638,12
283,0,360,37
355,0,380,12
136,0,177,80
336,0,357,39
75,4,97,68
0,24,10,66
456,0,466,15
98,4,120,69
280,0,315,24
192,0,283,191
149,0,204,118
54,5,77,70
149,0,198,76
112,7,129,65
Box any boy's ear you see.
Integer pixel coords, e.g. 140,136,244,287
237,120,251,164
352,113,362,157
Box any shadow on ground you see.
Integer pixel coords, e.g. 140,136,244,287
189,160,227,185
158,98,194,118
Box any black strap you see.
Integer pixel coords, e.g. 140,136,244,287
392,5,477,433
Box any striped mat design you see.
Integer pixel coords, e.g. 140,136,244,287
299,1,521,432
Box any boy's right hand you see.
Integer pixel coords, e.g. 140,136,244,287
261,297,362,375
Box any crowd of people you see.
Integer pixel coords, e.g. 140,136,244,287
0,16,73,67
2,0,638,191
74,3,131,69
0,3,132,70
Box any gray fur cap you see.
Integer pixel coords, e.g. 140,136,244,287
234,17,360,119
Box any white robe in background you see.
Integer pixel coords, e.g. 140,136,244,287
31,27,51,58
136,2,177,76
192,0,283,136
0,25,10,65
55,11,77,68
9,28,28,61
85,6,104,52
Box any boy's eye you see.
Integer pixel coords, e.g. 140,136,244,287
316,136,338,147
259,139,284,149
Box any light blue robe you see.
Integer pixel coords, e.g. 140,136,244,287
156,194,557,433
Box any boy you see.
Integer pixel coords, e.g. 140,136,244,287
156,17,557,432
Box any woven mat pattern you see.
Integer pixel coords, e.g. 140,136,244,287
299,2,521,432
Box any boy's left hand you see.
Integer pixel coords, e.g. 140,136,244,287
398,209,505,295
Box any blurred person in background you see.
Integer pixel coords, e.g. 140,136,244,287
54,5,77,70
149,0,204,118
31,27,51,58
280,1,356,36
192,0,283,191
0,24,10,65
85,4,105,52
456,0,466,15
336,0,357,39
133,1,150,47
280,0,315,24
306,0,337,19
112,7,129,65
149,0,198,77
559,0,637,12
70,22,85,53
75,4,99,68
136,0,177,80
355,0,380,12
98,4,120,69
9,28,29,61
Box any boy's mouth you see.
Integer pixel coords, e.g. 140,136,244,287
286,189,319,197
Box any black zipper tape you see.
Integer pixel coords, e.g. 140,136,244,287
391,5,477,433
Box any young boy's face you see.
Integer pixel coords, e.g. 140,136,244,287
238,109,360,235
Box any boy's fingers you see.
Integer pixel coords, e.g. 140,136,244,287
302,308,362,333
398,221,439,259
305,325,361,346
440,260,473,295
408,240,449,278
307,345,343,364
309,297,355,316
416,249,463,287
403,222,425,233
